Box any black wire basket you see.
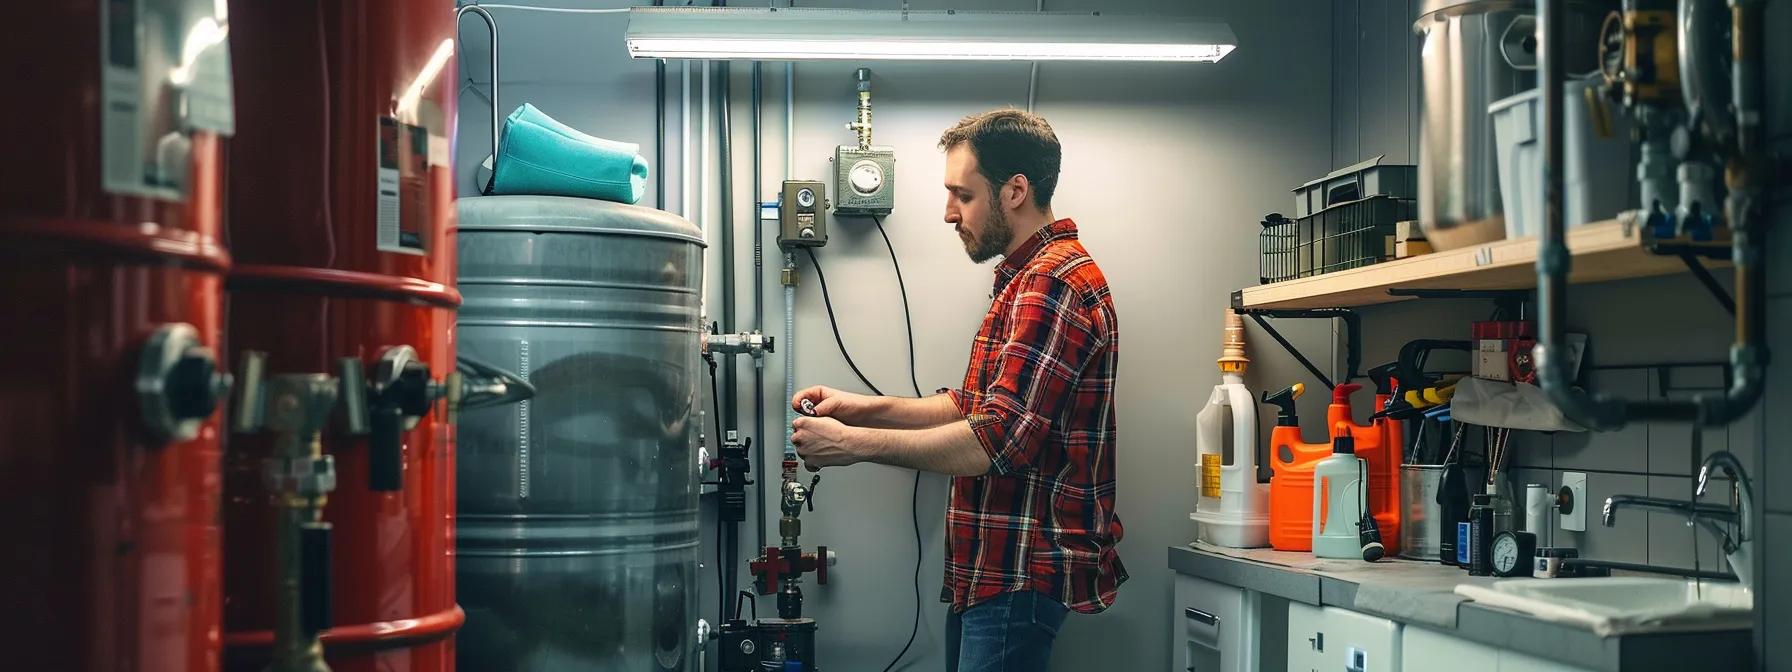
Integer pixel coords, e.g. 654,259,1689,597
1259,195,1416,284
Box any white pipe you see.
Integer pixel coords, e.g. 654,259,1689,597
1027,0,1043,112
785,62,795,180
702,60,712,236
681,60,692,220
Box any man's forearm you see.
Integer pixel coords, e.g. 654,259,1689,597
856,422,991,477
861,394,964,430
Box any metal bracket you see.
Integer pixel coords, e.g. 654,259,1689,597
1676,254,1737,315
1234,308,1361,391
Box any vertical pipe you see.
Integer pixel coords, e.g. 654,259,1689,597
785,253,797,461
720,62,738,431
653,1,665,210
655,58,666,209
682,60,693,220
753,61,768,551
1532,0,1603,427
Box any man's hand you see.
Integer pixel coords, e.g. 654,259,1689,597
791,415,867,470
791,385,879,425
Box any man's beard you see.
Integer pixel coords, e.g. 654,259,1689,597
963,206,1013,263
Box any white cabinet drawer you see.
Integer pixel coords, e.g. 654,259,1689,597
1286,603,1401,672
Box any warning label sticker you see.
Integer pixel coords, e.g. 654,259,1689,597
100,0,235,201
377,117,431,256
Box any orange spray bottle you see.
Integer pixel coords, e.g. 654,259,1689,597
1265,384,1334,551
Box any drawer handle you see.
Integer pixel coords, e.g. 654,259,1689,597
1182,607,1220,627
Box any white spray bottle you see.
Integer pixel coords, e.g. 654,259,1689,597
1190,310,1269,548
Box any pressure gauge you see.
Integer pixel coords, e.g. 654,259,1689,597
795,187,817,208
848,160,884,195
1491,530,1538,577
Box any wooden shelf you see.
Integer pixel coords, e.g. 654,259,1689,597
1233,215,1729,311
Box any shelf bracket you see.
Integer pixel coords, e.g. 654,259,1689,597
1676,254,1736,316
1234,308,1361,391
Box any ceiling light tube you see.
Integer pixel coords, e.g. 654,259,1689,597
625,7,1237,63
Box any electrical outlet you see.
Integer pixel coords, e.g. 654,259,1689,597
1560,472,1587,532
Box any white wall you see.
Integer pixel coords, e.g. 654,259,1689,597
460,1,1336,670
746,3,1337,671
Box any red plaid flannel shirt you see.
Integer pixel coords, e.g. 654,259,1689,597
942,219,1127,614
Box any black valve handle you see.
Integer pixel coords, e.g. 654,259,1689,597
369,405,404,492
300,522,333,636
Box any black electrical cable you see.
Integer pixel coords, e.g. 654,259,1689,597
871,216,925,672
705,352,729,622
802,247,885,396
801,220,924,671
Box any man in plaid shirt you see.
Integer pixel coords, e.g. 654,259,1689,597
791,108,1125,672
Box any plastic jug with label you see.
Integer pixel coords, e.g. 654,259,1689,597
1191,311,1267,547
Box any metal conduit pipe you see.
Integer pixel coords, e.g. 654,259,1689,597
785,253,798,461
719,60,738,431
753,60,768,551
654,1,666,209
1533,0,1771,430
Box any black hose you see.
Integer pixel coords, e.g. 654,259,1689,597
705,353,729,621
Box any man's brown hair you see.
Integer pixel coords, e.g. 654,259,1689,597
938,108,1061,210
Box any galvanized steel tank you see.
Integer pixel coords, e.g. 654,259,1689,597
455,195,704,671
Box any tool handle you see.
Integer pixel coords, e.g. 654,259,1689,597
300,522,333,636
369,405,404,492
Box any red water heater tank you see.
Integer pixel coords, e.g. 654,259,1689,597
222,1,461,670
0,1,235,670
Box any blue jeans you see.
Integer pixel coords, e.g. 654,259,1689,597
945,590,1071,672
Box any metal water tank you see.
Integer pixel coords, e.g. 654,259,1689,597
455,195,705,671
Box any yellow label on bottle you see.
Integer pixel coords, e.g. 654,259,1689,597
1200,454,1222,497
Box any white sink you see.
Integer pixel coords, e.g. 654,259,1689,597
1455,577,1753,636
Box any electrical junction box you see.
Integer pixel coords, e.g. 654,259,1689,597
833,145,895,217
778,180,828,248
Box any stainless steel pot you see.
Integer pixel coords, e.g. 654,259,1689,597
1413,0,1609,249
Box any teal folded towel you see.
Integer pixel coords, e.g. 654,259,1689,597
488,103,649,205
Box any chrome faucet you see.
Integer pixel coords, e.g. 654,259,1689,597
1697,451,1754,589
1601,450,1754,590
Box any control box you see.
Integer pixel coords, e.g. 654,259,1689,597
833,146,895,217
778,180,828,248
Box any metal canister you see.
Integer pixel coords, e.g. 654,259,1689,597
455,195,706,671
1412,0,1607,250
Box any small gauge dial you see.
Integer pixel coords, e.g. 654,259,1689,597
849,160,884,195
796,188,817,208
1491,530,1538,577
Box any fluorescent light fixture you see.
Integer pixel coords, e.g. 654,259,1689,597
625,7,1236,62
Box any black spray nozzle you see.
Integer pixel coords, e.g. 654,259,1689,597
1261,383,1304,426
1368,362,1398,395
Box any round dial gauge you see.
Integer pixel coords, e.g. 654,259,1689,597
849,160,884,195
1491,530,1536,577
796,188,816,208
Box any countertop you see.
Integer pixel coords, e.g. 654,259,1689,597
1168,544,1752,672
